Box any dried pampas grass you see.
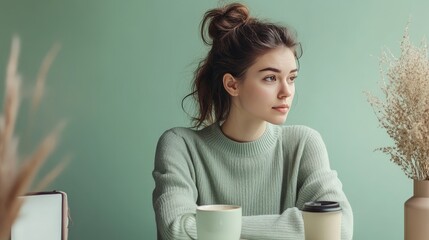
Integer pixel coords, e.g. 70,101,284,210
0,36,65,240
366,24,429,180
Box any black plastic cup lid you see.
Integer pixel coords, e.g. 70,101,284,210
302,201,342,212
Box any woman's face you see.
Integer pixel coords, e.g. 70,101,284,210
232,46,298,125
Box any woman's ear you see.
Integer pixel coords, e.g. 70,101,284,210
223,73,239,97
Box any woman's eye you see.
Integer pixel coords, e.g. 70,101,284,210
289,76,298,82
264,75,277,82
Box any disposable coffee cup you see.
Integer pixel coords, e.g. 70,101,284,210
302,201,342,240
196,204,242,240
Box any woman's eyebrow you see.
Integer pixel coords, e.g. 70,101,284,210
258,67,298,73
258,67,281,73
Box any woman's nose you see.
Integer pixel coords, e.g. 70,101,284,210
278,80,293,99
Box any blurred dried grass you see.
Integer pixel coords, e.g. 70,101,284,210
0,36,66,239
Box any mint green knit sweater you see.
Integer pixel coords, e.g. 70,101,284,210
152,123,353,240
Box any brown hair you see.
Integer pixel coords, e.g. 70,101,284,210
183,2,301,128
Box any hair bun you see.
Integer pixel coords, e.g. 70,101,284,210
201,3,251,45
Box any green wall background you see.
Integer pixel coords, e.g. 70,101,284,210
0,0,428,239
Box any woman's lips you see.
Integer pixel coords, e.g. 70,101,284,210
272,104,290,113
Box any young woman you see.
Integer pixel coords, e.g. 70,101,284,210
152,3,353,240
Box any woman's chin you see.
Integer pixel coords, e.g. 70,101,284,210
267,116,288,125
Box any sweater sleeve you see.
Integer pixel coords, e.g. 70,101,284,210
240,129,353,240
152,130,198,240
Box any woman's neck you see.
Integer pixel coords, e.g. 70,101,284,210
220,118,267,142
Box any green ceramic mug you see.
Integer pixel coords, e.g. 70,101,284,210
196,205,242,240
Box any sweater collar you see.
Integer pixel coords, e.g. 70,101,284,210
203,122,279,157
